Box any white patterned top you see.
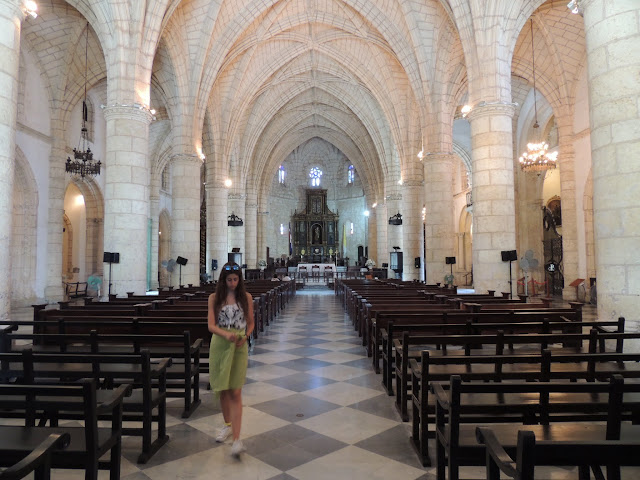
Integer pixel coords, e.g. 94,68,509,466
217,303,246,330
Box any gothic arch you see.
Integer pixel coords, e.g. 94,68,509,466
68,177,104,277
158,209,172,287
583,169,595,282
457,206,473,280
11,147,39,306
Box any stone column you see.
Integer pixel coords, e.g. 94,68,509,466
466,103,517,294
385,194,403,278
0,0,22,320
45,131,67,300
257,208,269,265
245,193,258,268
401,181,424,281
149,193,160,290
227,193,246,262
583,0,640,320
366,208,377,265
171,154,201,286
206,182,228,281
556,122,579,300
423,154,456,285
102,105,153,295
375,203,388,275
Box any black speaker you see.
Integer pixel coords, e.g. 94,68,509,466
501,250,517,262
103,252,120,263
414,257,421,268
212,259,218,271
176,256,188,266
445,256,456,265
381,263,389,268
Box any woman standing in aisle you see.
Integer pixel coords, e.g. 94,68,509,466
208,262,254,458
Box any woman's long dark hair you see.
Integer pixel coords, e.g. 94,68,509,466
213,262,249,321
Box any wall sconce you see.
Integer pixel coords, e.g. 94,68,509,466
388,212,403,225
227,212,243,226
23,0,38,18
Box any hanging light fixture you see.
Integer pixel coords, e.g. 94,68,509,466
66,23,101,178
519,19,557,173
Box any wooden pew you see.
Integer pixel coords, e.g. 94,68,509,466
1,350,171,464
2,329,202,419
0,380,129,480
433,375,640,479
477,426,640,480
409,350,640,467
0,431,69,480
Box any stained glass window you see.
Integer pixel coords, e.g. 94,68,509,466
348,165,355,184
309,166,322,187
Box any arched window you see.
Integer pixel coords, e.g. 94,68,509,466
309,166,322,187
348,165,355,184
278,165,286,184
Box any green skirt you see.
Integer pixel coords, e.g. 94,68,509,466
209,328,248,395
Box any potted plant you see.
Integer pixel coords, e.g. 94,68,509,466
365,258,376,270
258,259,267,271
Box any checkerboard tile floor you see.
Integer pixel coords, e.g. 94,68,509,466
8,291,640,479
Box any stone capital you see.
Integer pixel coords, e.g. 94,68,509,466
171,153,201,166
385,193,402,201
423,152,455,163
228,193,247,200
575,0,589,12
246,203,259,209
102,104,154,125
402,179,424,188
466,102,516,121
0,0,26,20
205,181,228,191
257,211,270,216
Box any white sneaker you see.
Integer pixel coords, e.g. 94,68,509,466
215,424,231,443
230,439,246,458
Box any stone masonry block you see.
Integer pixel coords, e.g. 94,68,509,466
592,96,637,127
616,141,640,173
477,215,507,233
611,118,640,144
608,37,640,69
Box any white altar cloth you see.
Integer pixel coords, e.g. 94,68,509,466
297,263,336,272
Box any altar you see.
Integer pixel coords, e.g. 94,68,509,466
297,263,336,272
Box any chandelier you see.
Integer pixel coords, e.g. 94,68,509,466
519,19,557,173
66,23,101,178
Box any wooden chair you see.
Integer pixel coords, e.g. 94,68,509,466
312,265,320,281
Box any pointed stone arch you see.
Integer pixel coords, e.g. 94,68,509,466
158,209,172,288
11,148,39,306
69,177,104,277
583,168,595,282
457,206,473,282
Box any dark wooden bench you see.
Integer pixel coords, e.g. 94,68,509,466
2,329,202,419
393,330,604,420
384,318,628,398
433,375,640,480
0,380,129,480
0,430,69,480
409,350,640,467
0,350,171,464
374,312,596,376
477,426,640,480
